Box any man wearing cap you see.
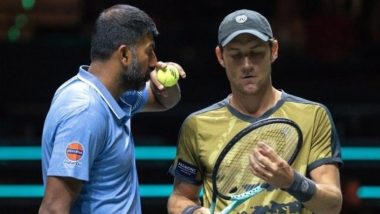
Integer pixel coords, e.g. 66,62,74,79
167,9,343,214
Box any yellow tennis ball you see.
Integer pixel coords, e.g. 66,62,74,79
157,65,179,87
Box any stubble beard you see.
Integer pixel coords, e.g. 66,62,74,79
121,53,150,91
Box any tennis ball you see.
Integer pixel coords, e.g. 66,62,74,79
157,65,179,87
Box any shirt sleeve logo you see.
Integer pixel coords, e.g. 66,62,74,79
66,142,84,161
176,159,198,179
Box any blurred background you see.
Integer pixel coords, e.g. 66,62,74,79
0,0,379,213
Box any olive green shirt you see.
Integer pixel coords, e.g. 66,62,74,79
170,91,342,213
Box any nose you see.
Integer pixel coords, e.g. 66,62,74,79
149,51,158,67
242,56,252,68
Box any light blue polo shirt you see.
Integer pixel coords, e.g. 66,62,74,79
41,65,148,213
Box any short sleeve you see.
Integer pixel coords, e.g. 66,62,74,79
169,116,203,185
308,106,343,172
47,108,107,181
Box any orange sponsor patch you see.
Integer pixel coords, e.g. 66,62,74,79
66,142,84,161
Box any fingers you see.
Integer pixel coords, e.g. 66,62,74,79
256,142,277,161
166,62,186,79
249,142,281,179
149,68,164,90
249,152,273,181
249,142,293,188
155,61,186,79
150,61,186,90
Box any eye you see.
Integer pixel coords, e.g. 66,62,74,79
249,51,261,57
230,53,243,60
146,48,154,56
248,50,266,60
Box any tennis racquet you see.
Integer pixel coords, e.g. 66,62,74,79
209,118,303,214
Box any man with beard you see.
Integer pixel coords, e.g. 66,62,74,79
39,4,186,214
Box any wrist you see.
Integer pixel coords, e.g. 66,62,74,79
283,171,317,202
150,80,162,93
182,205,202,214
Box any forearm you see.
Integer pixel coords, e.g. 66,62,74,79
39,191,74,214
284,170,342,214
303,183,342,214
168,192,201,214
151,81,181,110
39,176,81,214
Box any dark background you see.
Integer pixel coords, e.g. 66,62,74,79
1,0,380,213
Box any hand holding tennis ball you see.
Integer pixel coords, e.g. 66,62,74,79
157,65,180,87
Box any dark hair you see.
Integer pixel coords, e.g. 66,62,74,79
90,4,159,61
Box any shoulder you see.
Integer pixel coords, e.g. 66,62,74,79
282,92,331,114
50,79,109,122
283,92,319,106
178,99,230,137
278,92,337,130
184,99,228,123
188,99,228,118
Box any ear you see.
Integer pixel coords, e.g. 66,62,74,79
215,45,225,68
118,45,131,66
270,40,279,63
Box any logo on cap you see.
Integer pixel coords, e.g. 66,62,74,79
235,15,248,23
66,142,84,161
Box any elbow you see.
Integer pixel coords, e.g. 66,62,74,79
329,190,343,214
315,192,343,214
324,203,342,214
333,193,343,214
167,194,176,214
39,204,61,214
39,199,71,214
313,203,342,214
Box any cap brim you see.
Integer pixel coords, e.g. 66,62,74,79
221,29,269,46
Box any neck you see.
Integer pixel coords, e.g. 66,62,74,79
230,87,281,117
88,61,123,99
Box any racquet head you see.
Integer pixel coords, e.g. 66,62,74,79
212,118,303,203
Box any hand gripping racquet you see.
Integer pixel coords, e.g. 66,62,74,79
209,118,303,214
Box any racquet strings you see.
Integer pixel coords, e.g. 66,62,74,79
216,122,300,198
